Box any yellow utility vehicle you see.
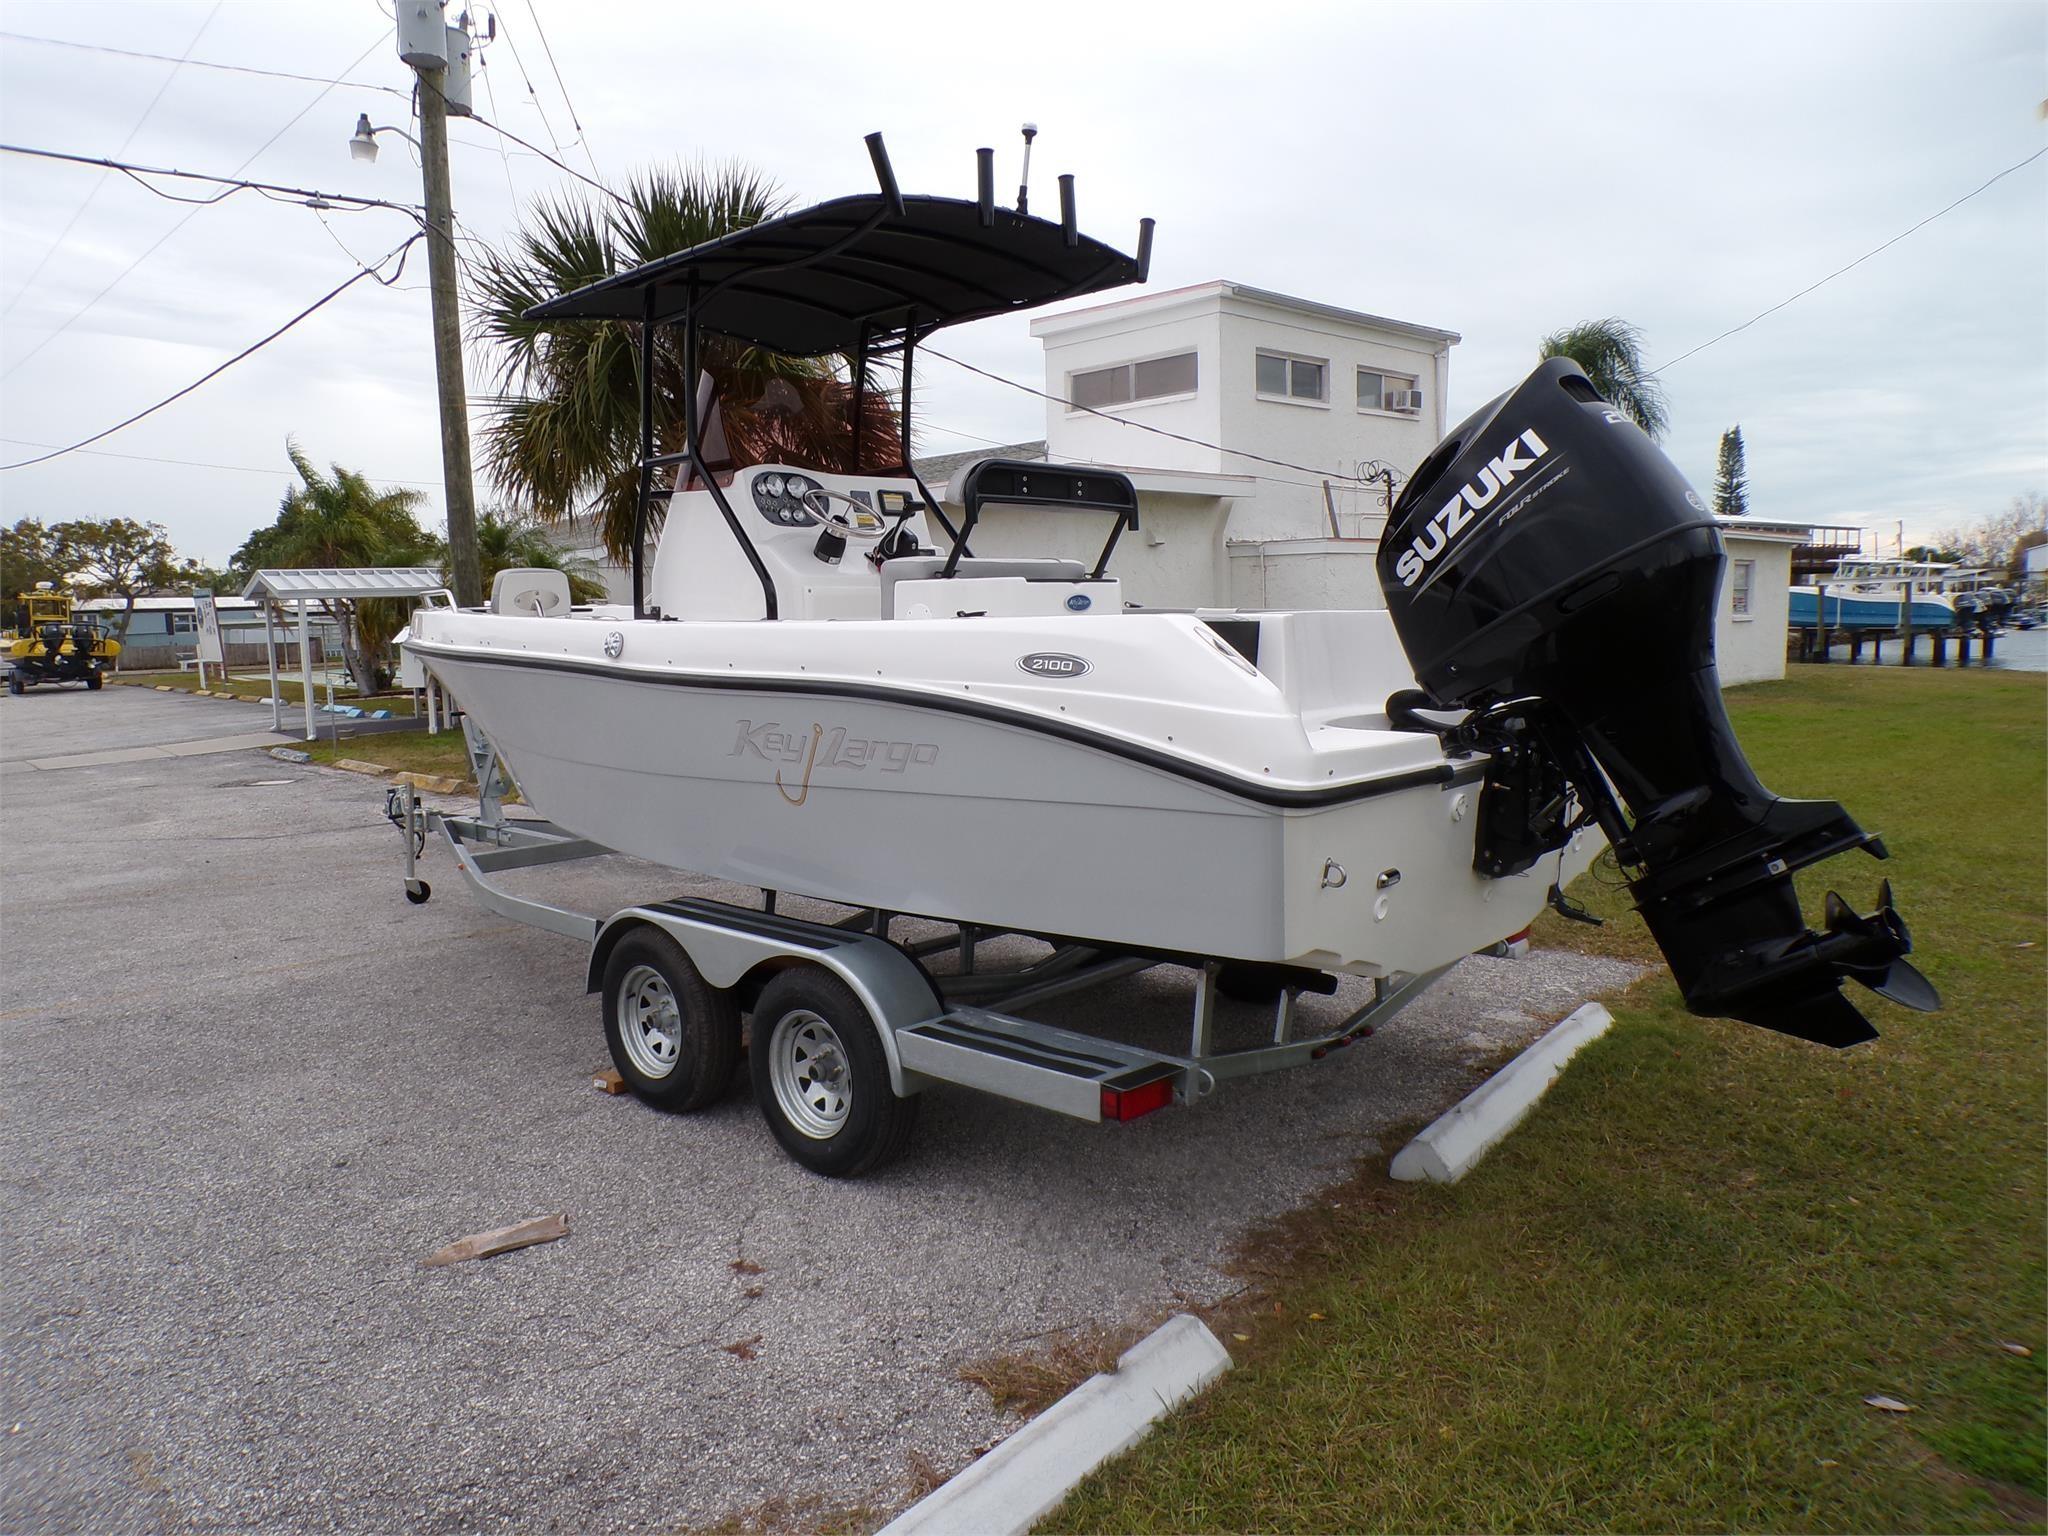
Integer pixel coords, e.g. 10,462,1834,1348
5,585,119,694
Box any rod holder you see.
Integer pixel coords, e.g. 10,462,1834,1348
1135,217,1155,281
976,147,995,225
1058,174,1077,246
865,132,905,217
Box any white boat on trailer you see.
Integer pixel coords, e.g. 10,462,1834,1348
395,134,1937,1177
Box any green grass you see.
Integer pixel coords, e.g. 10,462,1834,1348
1049,667,2046,1533
112,670,412,710
303,730,477,783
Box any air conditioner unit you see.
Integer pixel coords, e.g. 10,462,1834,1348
1396,389,1424,412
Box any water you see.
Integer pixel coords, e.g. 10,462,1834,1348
1804,625,2048,673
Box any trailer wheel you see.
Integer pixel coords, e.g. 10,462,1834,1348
750,969,918,1178
5,672,21,696
602,928,740,1112
84,672,102,691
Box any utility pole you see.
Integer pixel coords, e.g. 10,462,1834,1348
388,1,480,607
415,67,481,607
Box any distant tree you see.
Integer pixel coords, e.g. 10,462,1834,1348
1933,490,2048,571
472,508,608,604
167,561,241,598
1537,318,1669,440
50,518,180,642
1711,425,1750,516
233,441,439,690
1904,544,1963,564
0,518,66,628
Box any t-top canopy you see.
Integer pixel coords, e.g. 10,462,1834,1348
523,187,1153,357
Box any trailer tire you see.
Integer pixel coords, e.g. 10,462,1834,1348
6,673,21,696
602,928,740,1113
750,969,917,1178
85,672,102,691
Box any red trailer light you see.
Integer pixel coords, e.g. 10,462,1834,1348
1100,1074,1175,1122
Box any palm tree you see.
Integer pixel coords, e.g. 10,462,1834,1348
470,164,906,562
1538,318,1669,440
473,508,609,604
233,441,438,690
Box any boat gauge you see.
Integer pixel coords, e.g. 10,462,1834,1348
759,473,785,497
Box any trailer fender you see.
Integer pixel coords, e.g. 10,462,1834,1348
587,899,942,1097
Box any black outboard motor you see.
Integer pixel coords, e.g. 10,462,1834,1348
1379,358,1937,1047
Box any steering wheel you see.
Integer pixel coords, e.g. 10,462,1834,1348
801,487,890,540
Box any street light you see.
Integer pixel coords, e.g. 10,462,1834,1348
349,115,421,164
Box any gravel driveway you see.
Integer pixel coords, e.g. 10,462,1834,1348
0,689,1637,1532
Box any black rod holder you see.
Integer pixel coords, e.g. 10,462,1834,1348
865,132,905,217
1135,217,1155,281
975,148,994,225
1058,174,1077,246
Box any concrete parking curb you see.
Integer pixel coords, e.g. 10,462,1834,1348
1389,1001,1614,1183
878,1314,1232,1536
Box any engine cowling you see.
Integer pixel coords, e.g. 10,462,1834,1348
1377,358,1937,1047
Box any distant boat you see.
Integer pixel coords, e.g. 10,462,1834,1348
1790,557,1957,631
1944,568,2014,633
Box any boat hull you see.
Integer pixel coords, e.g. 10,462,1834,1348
1790,589,1954,630
411,633,1596,977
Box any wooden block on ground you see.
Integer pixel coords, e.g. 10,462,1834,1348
593,1068,627,1095
421,1212,570,1268
332,758,390,776
395,771,469,795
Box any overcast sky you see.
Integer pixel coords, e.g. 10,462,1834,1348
1,0,2042,565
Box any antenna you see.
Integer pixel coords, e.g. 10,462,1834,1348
1016,122,1037,214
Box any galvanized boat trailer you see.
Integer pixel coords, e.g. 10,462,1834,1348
390,727,1453,1177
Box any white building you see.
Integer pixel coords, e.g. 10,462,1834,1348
923,280,1459,611
1714,517,1810,686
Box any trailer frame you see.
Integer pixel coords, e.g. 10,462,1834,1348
388,729,1453,1173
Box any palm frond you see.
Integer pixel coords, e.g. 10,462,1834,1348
1539,317,1670,440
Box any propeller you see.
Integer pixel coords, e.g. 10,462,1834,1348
1818,880,1941,1013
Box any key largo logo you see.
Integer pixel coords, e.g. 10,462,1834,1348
731,719,941,807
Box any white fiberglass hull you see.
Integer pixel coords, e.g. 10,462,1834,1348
407,609,1598,976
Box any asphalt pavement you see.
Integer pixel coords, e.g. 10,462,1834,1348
0,687,1638,1533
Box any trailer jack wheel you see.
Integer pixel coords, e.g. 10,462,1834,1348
750,968,918,1178
602,928,741,1112
405,880,432,905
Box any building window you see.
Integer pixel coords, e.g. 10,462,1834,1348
1255,350,1326,403
1731,559,1754,618
1358,368,1421,414
1069,351,1198,410
170,612,197,634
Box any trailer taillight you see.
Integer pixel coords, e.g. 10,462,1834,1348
1101,1075,1175,1122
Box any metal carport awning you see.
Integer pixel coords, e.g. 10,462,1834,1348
240,568,451,741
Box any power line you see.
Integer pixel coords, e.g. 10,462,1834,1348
1654,145,2048,375
519,0,600,179
472,48,521,204
0,234,423,472
0,143,425,217
3,5,221,315
462,110,625,206
0,29,410,98
1,34,388,383
0,436,441,486
921,347,1398,486
487,10,569,165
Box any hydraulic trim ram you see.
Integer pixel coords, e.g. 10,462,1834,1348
1379,358,1938,1048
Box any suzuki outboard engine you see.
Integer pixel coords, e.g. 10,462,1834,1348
1379,358,1937,1047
